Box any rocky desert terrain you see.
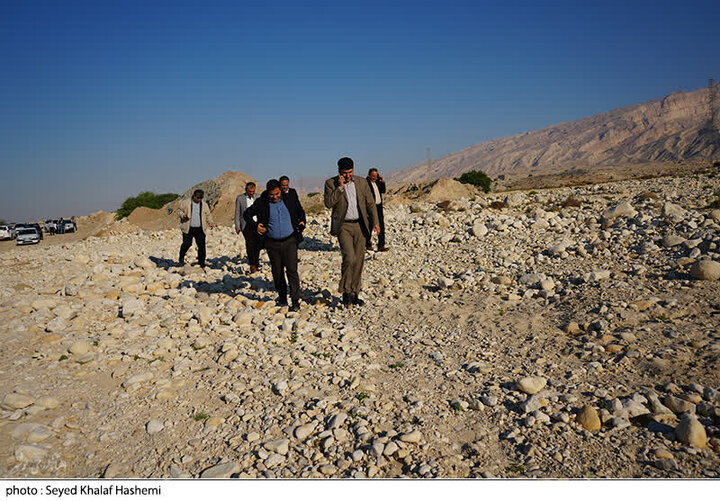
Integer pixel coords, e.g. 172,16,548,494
1,170,720,479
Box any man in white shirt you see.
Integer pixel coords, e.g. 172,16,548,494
178,189,215,268
235,182,262,272
365,168,388,252
324,157,379,308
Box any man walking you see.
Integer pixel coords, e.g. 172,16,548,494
324,157,379,308
235,181,262,272
178,189,215,268
366,168,388,252
244,179,306,311
279,175,300,204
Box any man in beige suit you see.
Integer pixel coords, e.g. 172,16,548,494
324,157,379,307
177,189,215,268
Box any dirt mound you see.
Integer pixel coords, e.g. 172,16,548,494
121,171,258,232
127,206,175,231
387,178,479,205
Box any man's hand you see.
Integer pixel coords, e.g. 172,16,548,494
338,175,344,188
374,224,380,235
297,221,306,231
378,174,384,182
257,223,267,235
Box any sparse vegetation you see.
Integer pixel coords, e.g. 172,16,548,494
307,192,320,198
455,170,492,193
116,191,179,220
193,412,208,422
356,392,370,402
389,361,405,369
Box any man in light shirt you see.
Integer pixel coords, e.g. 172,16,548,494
177,189,214,269
324,157,379,308
235,181,262,273
366,168,388,252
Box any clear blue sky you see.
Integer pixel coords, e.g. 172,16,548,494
1,0,718,221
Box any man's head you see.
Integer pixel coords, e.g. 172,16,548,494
368,168,378,182
279,176,290,193
338,157,354,183
245,182,256,197
192,189,204,202
266,179,282,203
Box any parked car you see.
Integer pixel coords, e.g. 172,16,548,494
29,223,43,240
44,220,57,234
63,220,76,233
0,225,14,240
16,227,40,245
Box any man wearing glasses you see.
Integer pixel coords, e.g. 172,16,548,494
178,189,215,268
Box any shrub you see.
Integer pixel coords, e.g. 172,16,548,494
116,191,179,220
489,200,508,210
455,170,492,193
307,192,320,198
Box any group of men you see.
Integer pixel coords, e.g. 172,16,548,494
178,158,388,309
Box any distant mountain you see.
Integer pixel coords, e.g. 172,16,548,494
388,85,720,184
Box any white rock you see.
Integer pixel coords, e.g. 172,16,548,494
146,419,164,435
603,201,637,219
516,376,547,395
200,461,240,479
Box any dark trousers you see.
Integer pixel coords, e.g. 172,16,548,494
179,227,206,267
265,235,300,304
242,226,262,267
365,203,386,249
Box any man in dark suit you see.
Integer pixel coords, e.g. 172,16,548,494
279,176,299,204
366,168,388,252
244,179,306,311
324,157,379,308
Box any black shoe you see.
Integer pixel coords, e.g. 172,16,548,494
351,294,365,306
289,303,300,312
342,293,352,308
277,297,288,307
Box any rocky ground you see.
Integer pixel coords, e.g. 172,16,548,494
1,173,720,479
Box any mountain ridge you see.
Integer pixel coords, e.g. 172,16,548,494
387,86,720,184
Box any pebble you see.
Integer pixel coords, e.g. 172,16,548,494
146,419,164,435
575,405,601,431
690,260,720,281
516,376,547,395
200,461,241,479
2,393,35,410
398,430,422,444
675,415,707,448
69,341,91,356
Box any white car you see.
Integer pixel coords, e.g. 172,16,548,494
16,227,40,245
0,225,14,240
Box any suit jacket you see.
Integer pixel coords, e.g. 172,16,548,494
234,193,257,231
283,187,299,205
243,190,307,243
324,176,378,237
177,198,214,234
366,177,386,204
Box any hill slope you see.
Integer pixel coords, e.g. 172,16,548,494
388,86,720,184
